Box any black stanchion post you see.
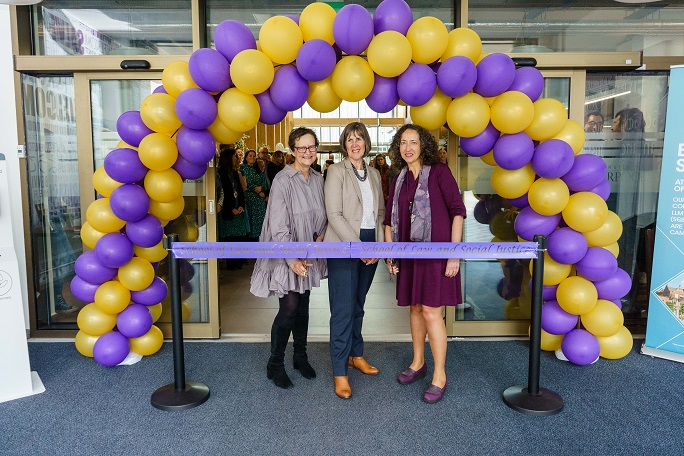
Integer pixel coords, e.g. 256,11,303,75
151,234,210,411
502,235,564,416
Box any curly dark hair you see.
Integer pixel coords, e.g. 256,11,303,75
387,124,439,171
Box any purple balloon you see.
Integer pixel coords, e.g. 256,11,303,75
561,154,608,192
70,276,100,303
255,91,287,125
531,139,575,179
188,48,232,93
561,329,600,366
460,122,500,157
493,132,535,170
117,304,153,338
116,111,153,148
95,233,135,269
508,67,545,102
543,284,559,301
178,258,196,284
506,193,529,209
74,251,118,285
93,331,130,367
153,86,167,94
397,63,436,107
130,276,168,305
104,148,148,184
110,184,150,222
172,154,208,180
589,179,611,201
576,247,619,282
542,300,578,335
270,65,309,112
175,88,218,130
366,74,399,114
514,206,561,241
437,56,477,98
214,19,257,62
547,227,588,265
334,4,374,55
593,267,632,300
374,0,413,34
126,214,164,248
284,14,299,25
474,53,516,98
296,39,337,82
176,126,217,165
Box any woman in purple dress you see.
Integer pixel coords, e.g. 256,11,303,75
384,124,466,404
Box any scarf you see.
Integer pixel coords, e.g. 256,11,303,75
390,165,431,242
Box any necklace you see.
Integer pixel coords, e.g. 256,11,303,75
352,160,368,182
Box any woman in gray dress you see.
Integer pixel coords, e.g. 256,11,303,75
250,127,327,389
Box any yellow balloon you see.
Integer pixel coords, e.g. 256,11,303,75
86,198,126,233
529,252,572,286
441,27,482,63
77,303,117,336
540,328,564,352
410,89,452,131
207,118,242,144
406,16,448,64
140,93,182,134
490,91,534,134
367,31,412,78
138,133,178,171
129,325,164,356
118,257,155,291
524,98,568,141
148,303,163,323
299,2,336,44
581,299,624,337
556,276,598,315
552,119,586,155
144,169,183,203
75,330,99,358
259,16,303,65
307,77,342,113
331,56,374,102
230,49,276,94
528,178,570,216
491,164,536,199
149,197,185,222
134,241,168,263
480,150,497,166
161,61,199,98
166,216,200,242
92,165,123,197
80,221,107,250
562,191,608,233
597,325,633,359
447,93,490,138
159,299,192,322
94,280,131,314
584,211,623,247
603,242,620,258
217,88,260,133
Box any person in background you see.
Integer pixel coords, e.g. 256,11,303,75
241,149,269,241
250,127,327,389
217,147,248,270
438,147,448,165
267,150,285,185
373,153,391,206
284,151,294,165
311,155,322,173
585,111,604,133
385,124,467,404
324,122,385,399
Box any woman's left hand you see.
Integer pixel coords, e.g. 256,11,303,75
360,258,379,265
445,258,460,278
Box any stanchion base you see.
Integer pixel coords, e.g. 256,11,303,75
502,385,564,416
151,381,210,411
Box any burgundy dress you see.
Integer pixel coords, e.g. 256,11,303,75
384,162,467,307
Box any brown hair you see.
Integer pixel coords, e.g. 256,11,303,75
288,126,319,151
339,121,372,157
388,124,439,171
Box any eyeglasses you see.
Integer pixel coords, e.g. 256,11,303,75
294,145,317,153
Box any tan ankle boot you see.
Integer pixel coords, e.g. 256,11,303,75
348,356,380,375
334,376,352,399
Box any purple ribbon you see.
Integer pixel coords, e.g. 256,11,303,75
171,242,539,260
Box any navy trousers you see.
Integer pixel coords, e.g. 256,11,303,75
328,229,378,376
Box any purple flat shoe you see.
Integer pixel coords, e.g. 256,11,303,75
396,364,427,384
422,381,447,404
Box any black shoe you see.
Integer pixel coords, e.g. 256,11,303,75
293,355,316,379
267,361,293,389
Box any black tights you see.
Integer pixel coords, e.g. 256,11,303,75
275,290,310,329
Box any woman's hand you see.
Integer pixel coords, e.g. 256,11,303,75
386,259,399,275
232,206,245,215
290,259,312,278
361,258,379,265
445,258,460,278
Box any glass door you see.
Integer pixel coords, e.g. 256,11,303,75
76,72,220,338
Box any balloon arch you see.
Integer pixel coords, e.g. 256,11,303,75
71,0,633,367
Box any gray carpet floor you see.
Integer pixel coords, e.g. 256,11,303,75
1,339,681,455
